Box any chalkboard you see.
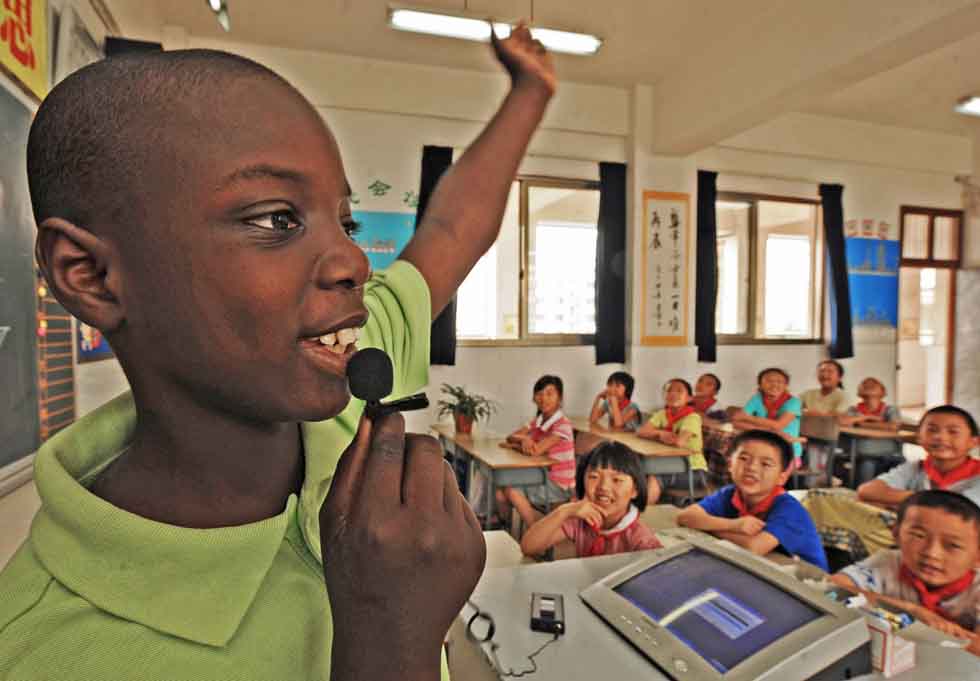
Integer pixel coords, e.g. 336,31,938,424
0,78,40,469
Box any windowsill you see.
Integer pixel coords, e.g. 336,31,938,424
457,335,594,348
717,336,824,346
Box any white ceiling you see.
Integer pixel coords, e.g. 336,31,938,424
110,0,980,144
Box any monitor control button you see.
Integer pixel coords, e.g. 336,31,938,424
673,659,689,673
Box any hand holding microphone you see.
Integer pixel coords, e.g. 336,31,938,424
320,348,485,680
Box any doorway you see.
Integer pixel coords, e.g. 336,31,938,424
895,207,962,420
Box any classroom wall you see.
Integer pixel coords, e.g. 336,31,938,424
60,33,971,432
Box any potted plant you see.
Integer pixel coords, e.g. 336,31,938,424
437,384,496,435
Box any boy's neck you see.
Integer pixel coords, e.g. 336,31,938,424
738,485,780,507
864,396,883,409
930,455,969,474
540,407,559,421
820,385,835,395
90,396,305,528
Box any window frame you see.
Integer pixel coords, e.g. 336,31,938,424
716,191,826,346
458,174,601,348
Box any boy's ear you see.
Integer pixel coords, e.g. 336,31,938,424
36,217,125,333
777,467,793,487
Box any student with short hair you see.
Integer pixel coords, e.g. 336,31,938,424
800,360,850,416
831,490,980,651
677,430,828,570
840,377,903,483
498,375,576,528
637,378,708,504
589,370,642,431
733,368,804,465
520,442,663,558
858,405,980,508
0,26,555,681
692,372,723,417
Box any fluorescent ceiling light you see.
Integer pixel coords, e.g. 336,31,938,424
954,96,980,117
388,7,602,56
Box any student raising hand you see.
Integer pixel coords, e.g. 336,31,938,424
320,412,486,681
490,21,557,97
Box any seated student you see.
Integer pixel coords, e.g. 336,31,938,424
858,405,980,508
800,360,850,416
521,442,662,558
733,367,803,467
677,430,829,570
831,490,980,653
840,377,903,483
0,27,555,681
692,372,724,418
589,370,642,431
497,375,576,528
637,378,708,504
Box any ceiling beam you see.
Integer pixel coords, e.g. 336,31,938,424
652,0,980,155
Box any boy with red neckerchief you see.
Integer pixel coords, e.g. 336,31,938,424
733,368,804,465
677,430,828,570
589,371,642,432
693,372,723,417
831,490,980,654
638,378,707,504
858,405,980,508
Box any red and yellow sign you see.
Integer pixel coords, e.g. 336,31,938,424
1,0,47,99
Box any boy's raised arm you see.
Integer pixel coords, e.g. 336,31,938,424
399,23,556,318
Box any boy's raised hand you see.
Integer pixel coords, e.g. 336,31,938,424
490,21,557,97
320,413,486,680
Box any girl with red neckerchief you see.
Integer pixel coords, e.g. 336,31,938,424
733,367,804,466
637,378,708,505
520,442,662,559
841,377,904,483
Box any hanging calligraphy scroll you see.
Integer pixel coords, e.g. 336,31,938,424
0,0,47,100
641,191,689,346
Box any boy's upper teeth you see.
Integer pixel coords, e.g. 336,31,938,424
317,326,361,346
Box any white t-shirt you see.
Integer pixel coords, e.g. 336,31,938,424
841,549,980,631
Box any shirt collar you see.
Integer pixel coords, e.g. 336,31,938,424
535,409,565,430
29,392,303,647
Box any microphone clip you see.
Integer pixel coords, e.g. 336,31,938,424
364,392,429,419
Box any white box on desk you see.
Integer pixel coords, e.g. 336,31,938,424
867,619,915,678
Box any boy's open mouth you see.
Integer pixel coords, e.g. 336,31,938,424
299,317,366,375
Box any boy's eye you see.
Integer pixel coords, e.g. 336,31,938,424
342,218,362,240
247,210,302,232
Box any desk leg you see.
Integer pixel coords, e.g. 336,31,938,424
849,438,857,489
486,462,494,531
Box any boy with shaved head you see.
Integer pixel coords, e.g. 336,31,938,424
0,26,554,681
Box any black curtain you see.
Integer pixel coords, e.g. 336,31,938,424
594,162,627,364
414,145,455,365
695,170,719,363
820,184,854,359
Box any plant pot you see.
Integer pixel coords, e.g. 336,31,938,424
454,413,474,435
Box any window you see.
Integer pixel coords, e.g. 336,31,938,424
456,177,600,345
715,193,824,342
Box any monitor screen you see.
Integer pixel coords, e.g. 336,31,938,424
613,548,822,673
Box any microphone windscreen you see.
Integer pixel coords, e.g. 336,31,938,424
346,348,394,403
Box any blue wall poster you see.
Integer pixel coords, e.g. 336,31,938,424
845,237,899,330
351,210,416,271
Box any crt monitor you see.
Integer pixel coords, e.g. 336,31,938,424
580,537,869,681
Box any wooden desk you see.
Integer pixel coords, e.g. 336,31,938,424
431,424,552,528
836,426,917,489
568,417,695,495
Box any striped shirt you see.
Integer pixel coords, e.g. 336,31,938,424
527,410,576,488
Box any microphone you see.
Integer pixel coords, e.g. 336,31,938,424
346,347,429,419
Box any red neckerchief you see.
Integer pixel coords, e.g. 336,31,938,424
693,397,716,414
899,565,975,617
856,401,886,417
665,405,695,429
610,398,632,411
762,392,792,420
731,486,785,518
585,506,640,557
921,457,980,489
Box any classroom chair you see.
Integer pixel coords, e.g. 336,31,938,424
800,413,841,488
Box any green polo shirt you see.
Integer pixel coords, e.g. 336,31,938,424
0,260,449,680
